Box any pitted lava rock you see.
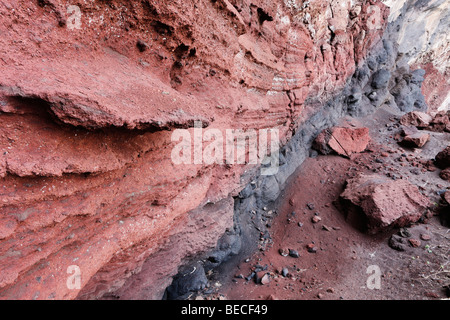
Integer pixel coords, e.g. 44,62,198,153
340,173,430,234
313,127,371,157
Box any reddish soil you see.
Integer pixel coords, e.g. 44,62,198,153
204,107,450,300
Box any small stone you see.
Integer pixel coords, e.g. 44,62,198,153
424,291,439,298
288,249,300,258
279,248,289,257
289,199,295,206
440,168,450,181
368,91,377,100
443,191,450,205
389,234,407,251
322,225,332,231
254,271,263,284
435,146,450,169
400,127,430,148
261,274,271,285
281,268,289,277
408,239,421,248
327,288,335,293
400,111,432,128
317,293,324,299
312,216,322,223
298,222,303,228
420,234,431,241
307,203,315,210
306,243,317,253
245,272,255,281
399,228,411,238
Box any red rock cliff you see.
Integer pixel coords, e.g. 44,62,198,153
0,0,388,299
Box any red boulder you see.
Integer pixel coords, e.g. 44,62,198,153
340,173,430,234
400,111,432,128
435,146,450,169
313,127,370,157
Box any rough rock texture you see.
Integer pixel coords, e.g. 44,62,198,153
399,126,430,148
340,173,430,234
313,127,370,157
384,0,450,113
0,0,390,300
164,262,209,300
400,111,432,128
444,191,450,205
440,168,450,181
428,111,450,133
435,146,450,169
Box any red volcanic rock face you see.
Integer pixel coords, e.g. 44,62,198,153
444,191,450,205
0,0,388,299
416,63,450,114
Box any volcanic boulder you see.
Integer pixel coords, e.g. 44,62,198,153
435,146,450,169
399,126,430,148
443,191,450,205
400,111,432,128
428,111,450,133
165,262,208,300
340,173,430,234
440,168,450,181
313,127,371,157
